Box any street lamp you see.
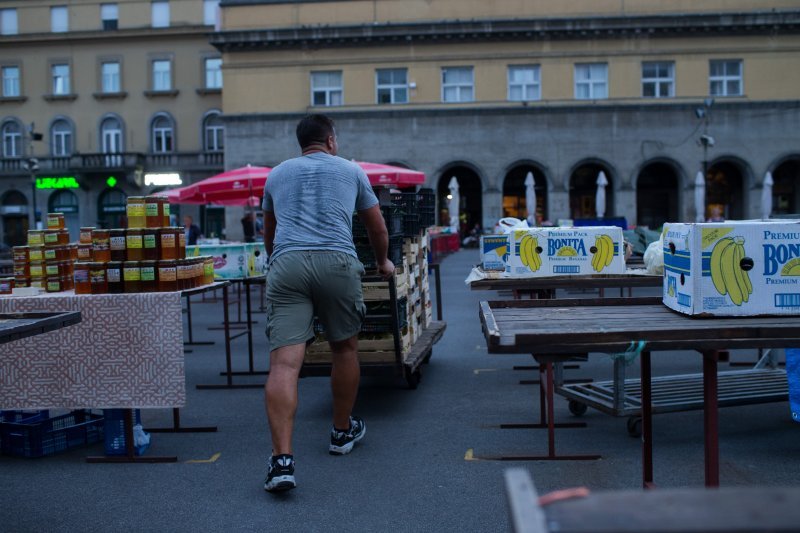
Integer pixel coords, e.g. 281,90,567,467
24,123,43,229
695,98,715,180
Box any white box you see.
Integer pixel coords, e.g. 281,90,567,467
663,221,800,316
480,235,510,271
505,227,625,277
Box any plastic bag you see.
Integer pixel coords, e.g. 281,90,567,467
496,217,530,234
643,236,664,276
787,349,800,423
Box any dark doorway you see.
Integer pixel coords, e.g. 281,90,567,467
437,166,483,235
569,163,613,220
706,161,745,220
1,190,29,247
502,165,548,224
773,158,800,216
636,162,679,229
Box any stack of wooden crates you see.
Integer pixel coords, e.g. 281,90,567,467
305,188,435,365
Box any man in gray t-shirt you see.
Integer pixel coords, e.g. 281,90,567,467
261,114,394,493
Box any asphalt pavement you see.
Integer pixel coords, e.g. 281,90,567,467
2,248,799,532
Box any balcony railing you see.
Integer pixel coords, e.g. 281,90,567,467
146,151,224,170
0,151,224,176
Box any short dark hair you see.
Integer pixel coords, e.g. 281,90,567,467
296,114,335,149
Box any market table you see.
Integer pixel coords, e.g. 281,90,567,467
479,297,800,487
0,282,231,462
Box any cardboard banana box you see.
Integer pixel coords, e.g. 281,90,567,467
504,227,625,277
480,235,510,271
663,221,800,316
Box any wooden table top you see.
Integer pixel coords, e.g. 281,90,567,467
469,271,661,291
480,297,800,354
0,311,82,344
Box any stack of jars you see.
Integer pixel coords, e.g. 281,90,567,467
12,212,77,292
73,195,215,294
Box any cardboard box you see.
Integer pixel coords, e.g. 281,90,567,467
190,243,267,279
480,235,510,271
505,227,625,277
662,221,800,316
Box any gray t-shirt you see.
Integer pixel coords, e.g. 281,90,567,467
262,152,378,260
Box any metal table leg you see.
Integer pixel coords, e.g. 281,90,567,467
703,349,720,487
147,408,217,433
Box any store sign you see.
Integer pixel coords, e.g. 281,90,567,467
106,176,117,188
145,173,182,186
36,176,80,189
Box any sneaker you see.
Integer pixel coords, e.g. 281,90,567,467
329,416,366,455
264,454,296,492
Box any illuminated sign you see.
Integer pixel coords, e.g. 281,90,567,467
35,176,79,189
106,176,117,188
145,173,182,186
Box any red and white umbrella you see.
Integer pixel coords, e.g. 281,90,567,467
354,161,425,188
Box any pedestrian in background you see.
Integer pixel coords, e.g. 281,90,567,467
261,114,394,492
183,215,201,246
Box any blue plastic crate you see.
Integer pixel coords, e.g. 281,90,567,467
1,410,50,424
103,409,150,456
0,410,104,458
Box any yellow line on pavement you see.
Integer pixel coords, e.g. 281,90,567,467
464,449,479,461
185,452,221,464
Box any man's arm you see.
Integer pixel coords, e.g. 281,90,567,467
263,211,277,257
358,204,394,278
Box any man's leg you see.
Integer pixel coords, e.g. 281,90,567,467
265,343,306,455
329,335,359,430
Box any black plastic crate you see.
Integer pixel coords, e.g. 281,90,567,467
315,296,408,334
391,192,419,215
357,235,402,270
418,188,435,209
403,213,421,237
418,207,436,228
0,410,104,458
352,209,403,241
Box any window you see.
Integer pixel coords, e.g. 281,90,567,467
204,0,219,27
205,58,222,89
310,71,343,106
642,61,674,98
50,120,73,157
710,59,743,97
102,62,120,93
1,9,17,35
152,115,174,153
51,6,68,33
98,189,127,229
441,67,474,103
100,116,123,164
52,64,71,95
152,1,169,28
376,68,408,104
2,66,20,97
101,3,118,30
2,121,22,158
203,112,224,152
507,65,541,101
152,60,171,91
574,63,608,100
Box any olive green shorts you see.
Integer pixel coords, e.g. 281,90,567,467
266,250,366,351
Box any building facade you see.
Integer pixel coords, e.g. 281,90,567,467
0,0,225,246
214,0,800,234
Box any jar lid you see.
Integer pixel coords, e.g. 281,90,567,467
123,261,140,266
106,261,122,267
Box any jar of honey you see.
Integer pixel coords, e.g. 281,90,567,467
123,261,141,293
13,261,29,278
28,230,44,246
89,262,108,294
145,196,163,228
106,261,123,294
157,260,178,292
29,261,45,278
28,245,44,262
12,246,28,263
46,212,65,230
14,276,30,288
77,244,93,261
46,276,62,293
178,228,186,259
126,196,146,228
92,229,111,262
202,256,215,285
110,229,126,261
159,227,177,260
69,244,78,261
30,276,46,289
58,229,69,245
162,198,171,227
63,274,73,291
45,261,60,278
0,277,14,294
140,260,157,292
126,229,144,261
73,262,91,294
143,227,160,260
79,227,95,244
44,229,60,247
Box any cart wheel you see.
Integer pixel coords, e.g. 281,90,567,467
404,367,421,390
626,416,642,438
568,400,588,417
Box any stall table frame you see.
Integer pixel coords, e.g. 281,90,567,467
0,311,81,344
479,297,800,487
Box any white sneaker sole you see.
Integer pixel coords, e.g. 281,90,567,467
329,426,366,455
264,475,296,492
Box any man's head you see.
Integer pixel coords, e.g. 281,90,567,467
296,114,337,155
183,215,193,226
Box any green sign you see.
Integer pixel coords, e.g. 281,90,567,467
106,176,117,188
36,176,80,189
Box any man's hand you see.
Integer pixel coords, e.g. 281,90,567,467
377,259,395,280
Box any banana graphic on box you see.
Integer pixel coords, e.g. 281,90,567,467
591,234,615,273
519,234,542,272
710,236,753,306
